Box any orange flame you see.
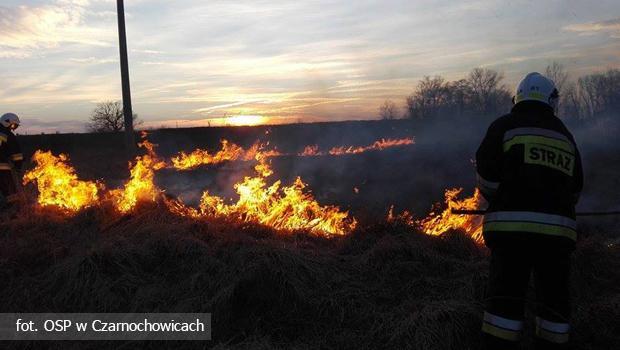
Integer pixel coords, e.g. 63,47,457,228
386,206,416,226
418,188,484,243
170,139,285,172
299,145,320,156
172,137,413,170
167,157,356,236
297,138,414,157
23,135,424,237
109,137,166,213
23,151,100,212
171,140,267,170
328,138,414,155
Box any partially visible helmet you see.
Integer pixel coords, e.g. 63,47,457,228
514,72,559,110
0,113,20,130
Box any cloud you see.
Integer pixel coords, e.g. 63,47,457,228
69,56,117,64
2,0,620,132
192,100,267,114
564,18,620,38
132,49,165,54
0,48,31,59
0,0,115,58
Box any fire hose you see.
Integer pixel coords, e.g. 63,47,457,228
451,209,620,216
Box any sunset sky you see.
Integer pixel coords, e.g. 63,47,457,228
1,0,619,134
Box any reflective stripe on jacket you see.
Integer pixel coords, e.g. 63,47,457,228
476,101,583,247
483,211,577,241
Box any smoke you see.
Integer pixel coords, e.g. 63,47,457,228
157,162,256,207
125,119,481,217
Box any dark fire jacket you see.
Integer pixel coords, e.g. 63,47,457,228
0,125,23,172
476,101,583,249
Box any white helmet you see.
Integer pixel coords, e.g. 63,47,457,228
1,113,20,130
514,72,559,110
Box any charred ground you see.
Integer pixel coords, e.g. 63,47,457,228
2,118,620,349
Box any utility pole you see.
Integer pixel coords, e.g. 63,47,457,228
116,0,135,151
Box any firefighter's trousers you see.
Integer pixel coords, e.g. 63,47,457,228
0,170,17,197
482,244,571,350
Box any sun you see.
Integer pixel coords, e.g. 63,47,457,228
226,115,267,126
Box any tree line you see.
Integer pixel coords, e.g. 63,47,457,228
380,63,620,123
86,62,618,133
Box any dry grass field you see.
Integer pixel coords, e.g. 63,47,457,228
2,119,619,349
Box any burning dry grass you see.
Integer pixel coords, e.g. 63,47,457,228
298,137,415,157
327,137,415,155
21,134,482,242
171,137,415,171
171,140,263,170
23,151,101,212
109,138,166,213
24,134,454,238
0,203,617,350
21,140,477,239
23,135,168,215
419,188,485,243
167,158,357,235
22,135,359,236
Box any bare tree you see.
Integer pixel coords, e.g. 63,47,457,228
578,69,620,119
379,100,399,120
87,101,140,133
467,68,510,115
401,66,618,124
560,82,582,120
444,79,472,116
406,76,447,119
542,62,571,117
545,61,569,93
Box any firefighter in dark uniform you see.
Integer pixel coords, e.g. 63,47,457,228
476,72,583,349
0,113,24,207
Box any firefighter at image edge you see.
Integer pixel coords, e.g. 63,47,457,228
0,113,24,208
475,72,584,350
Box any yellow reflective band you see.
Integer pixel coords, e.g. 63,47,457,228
0,134,6,145
536,328,569,344
10,153,23,161
484,221,577,241
503,135,574,154
482,322,521,341
528,92,547,100
524,143,574,176
485,211,576,229
515,92,547,103
0,163,12,170
504,127,570,143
